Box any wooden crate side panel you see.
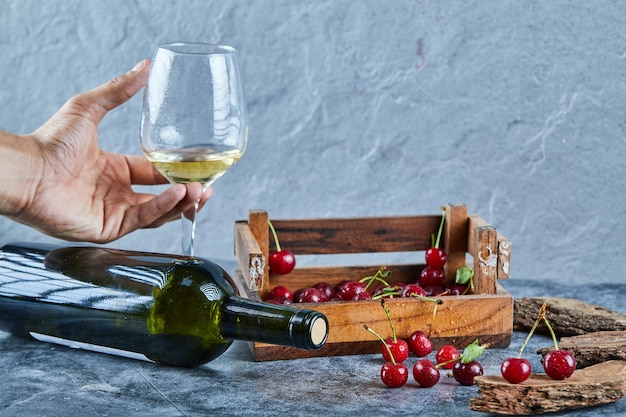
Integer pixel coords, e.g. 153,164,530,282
252,333,513,361
304,293,512,344
248,210,270,293
473,225,498,295
235,269,513,361
468,214,511,279
267,215,442,254
234,222,265,292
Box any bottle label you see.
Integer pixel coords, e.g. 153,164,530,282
29,332,154,363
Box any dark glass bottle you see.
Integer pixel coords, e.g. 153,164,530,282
0,243,328,367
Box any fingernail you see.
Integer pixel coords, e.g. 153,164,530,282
130,59,146,72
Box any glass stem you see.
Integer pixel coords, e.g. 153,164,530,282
181,198,200,256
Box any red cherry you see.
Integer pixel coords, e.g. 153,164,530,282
407,330,433,357
401,283,427,298
542,350,576,380
501,357,532,384
380,362,408,388
266,296,292,305
445,284,468,296
269,250,296,275
312,282,335,301
382,338,409,363
268,285,293,301
353,291,372,300
335,280,367,300
412,359,440,388
423,285,446,297
419,266,445,287
435,345,460,369
425,247,447,268
453,360,484,386
293,287,324,303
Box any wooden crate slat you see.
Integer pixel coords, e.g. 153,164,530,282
267,264,422,291
443,204,469,283
266,215,442,254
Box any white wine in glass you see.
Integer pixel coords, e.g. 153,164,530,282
140,42,248,256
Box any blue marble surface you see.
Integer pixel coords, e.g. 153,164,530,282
0,275,624,417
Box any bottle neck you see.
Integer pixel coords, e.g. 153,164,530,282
220,296,328,350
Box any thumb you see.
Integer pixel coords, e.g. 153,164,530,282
73,59,151,123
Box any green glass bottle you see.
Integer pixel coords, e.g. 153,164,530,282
0,243,328,367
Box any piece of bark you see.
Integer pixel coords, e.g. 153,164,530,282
537,330,626,368
469,360,626,415
514,297,626,336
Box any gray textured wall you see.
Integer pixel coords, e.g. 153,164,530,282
1,0,625,284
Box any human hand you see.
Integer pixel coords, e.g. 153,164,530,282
2,60,212,243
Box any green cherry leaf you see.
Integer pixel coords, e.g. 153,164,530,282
455,266,474,285
460,339,487,363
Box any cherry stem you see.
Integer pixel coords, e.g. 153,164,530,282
267,220,282,252
381,299,397,343
359,266,391,291
516,303,549,358
433,208,446,249
542,314,560,351
435,356,459,369
364,325,396,365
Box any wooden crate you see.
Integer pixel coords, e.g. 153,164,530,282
233,204,513,361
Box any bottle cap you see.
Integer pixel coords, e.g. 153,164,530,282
289,309,329,350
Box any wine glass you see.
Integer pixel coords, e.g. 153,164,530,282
140,42,248,256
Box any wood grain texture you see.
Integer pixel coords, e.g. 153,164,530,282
537,331,626,369
443,204,468,283
473,225,498,295
469,360,626,415
266,215,442,254
468,214,511,279
234,221,264,292
514,297,626,337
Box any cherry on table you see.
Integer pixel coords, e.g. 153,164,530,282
542,349,576,380
453,360,483,386
435,344,460,369
412,359,440,388
407,330,433,357
380,361,409,388
501,357,532,384
382,338,409,363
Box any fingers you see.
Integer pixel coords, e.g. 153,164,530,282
69,59,151,123
125,154,169,185
121,183,213,234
